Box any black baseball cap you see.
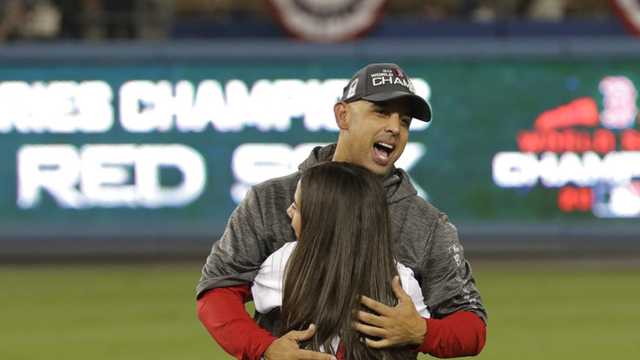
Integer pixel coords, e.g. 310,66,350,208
340,63,432,122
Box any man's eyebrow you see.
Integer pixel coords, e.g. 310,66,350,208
370,103,385,111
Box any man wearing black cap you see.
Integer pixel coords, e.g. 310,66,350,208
196,63,487,359
332,63,431,176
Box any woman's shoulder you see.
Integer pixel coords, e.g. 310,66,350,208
396,261,415,278
271,241,297,260
396,262,420,297
260,241,297,272
396,261,431,318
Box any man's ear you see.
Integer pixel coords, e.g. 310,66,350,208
334,102,349,130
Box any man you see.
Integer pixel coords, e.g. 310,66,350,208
196,63,487,359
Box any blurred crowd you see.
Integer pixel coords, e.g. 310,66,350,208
0,0,173,41
395,0,612,22
0,0,615,42
176,0,613,22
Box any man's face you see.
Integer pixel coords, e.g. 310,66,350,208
335,98,412,175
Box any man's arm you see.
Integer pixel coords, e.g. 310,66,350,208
198,286,276,359
196,180,334,359
354,277,486,357
420,214,487,356
422,215,487,322
197,285,336,360
354,214,487,357
420,311,486,357
196,188,272,297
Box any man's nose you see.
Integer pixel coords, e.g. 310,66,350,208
385,113,401,134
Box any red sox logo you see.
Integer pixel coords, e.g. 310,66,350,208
492,75,640,218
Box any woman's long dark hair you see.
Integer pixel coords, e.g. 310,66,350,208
281,162,415,360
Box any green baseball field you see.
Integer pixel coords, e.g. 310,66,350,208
2,259,639,359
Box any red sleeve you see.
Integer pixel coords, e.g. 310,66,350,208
418,311,487,358
197,284,277,360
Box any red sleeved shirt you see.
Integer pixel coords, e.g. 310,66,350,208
197,284,486,359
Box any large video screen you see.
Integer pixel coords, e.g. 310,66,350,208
1,58,638,240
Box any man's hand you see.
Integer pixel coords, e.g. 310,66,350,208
353,276,427,349
264,324,337,360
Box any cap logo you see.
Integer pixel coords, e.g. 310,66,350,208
393,68,405,78
346,78,359,98
371,73,413,90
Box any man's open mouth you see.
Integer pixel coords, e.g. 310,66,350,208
373,142,395,163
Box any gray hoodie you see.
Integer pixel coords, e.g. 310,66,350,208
196,144,487,323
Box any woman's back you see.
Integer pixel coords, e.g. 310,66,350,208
256,162,425,359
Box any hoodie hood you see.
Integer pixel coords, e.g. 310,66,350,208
298,144,418,204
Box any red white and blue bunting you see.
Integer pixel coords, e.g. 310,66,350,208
267,0,387,42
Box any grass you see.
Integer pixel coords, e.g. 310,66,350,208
1,260,639,359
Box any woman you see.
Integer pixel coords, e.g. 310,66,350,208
252,162,429,359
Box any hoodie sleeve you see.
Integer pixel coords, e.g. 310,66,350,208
196,187,272,298
422,214,487,323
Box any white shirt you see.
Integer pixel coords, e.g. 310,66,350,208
252,241,431,318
